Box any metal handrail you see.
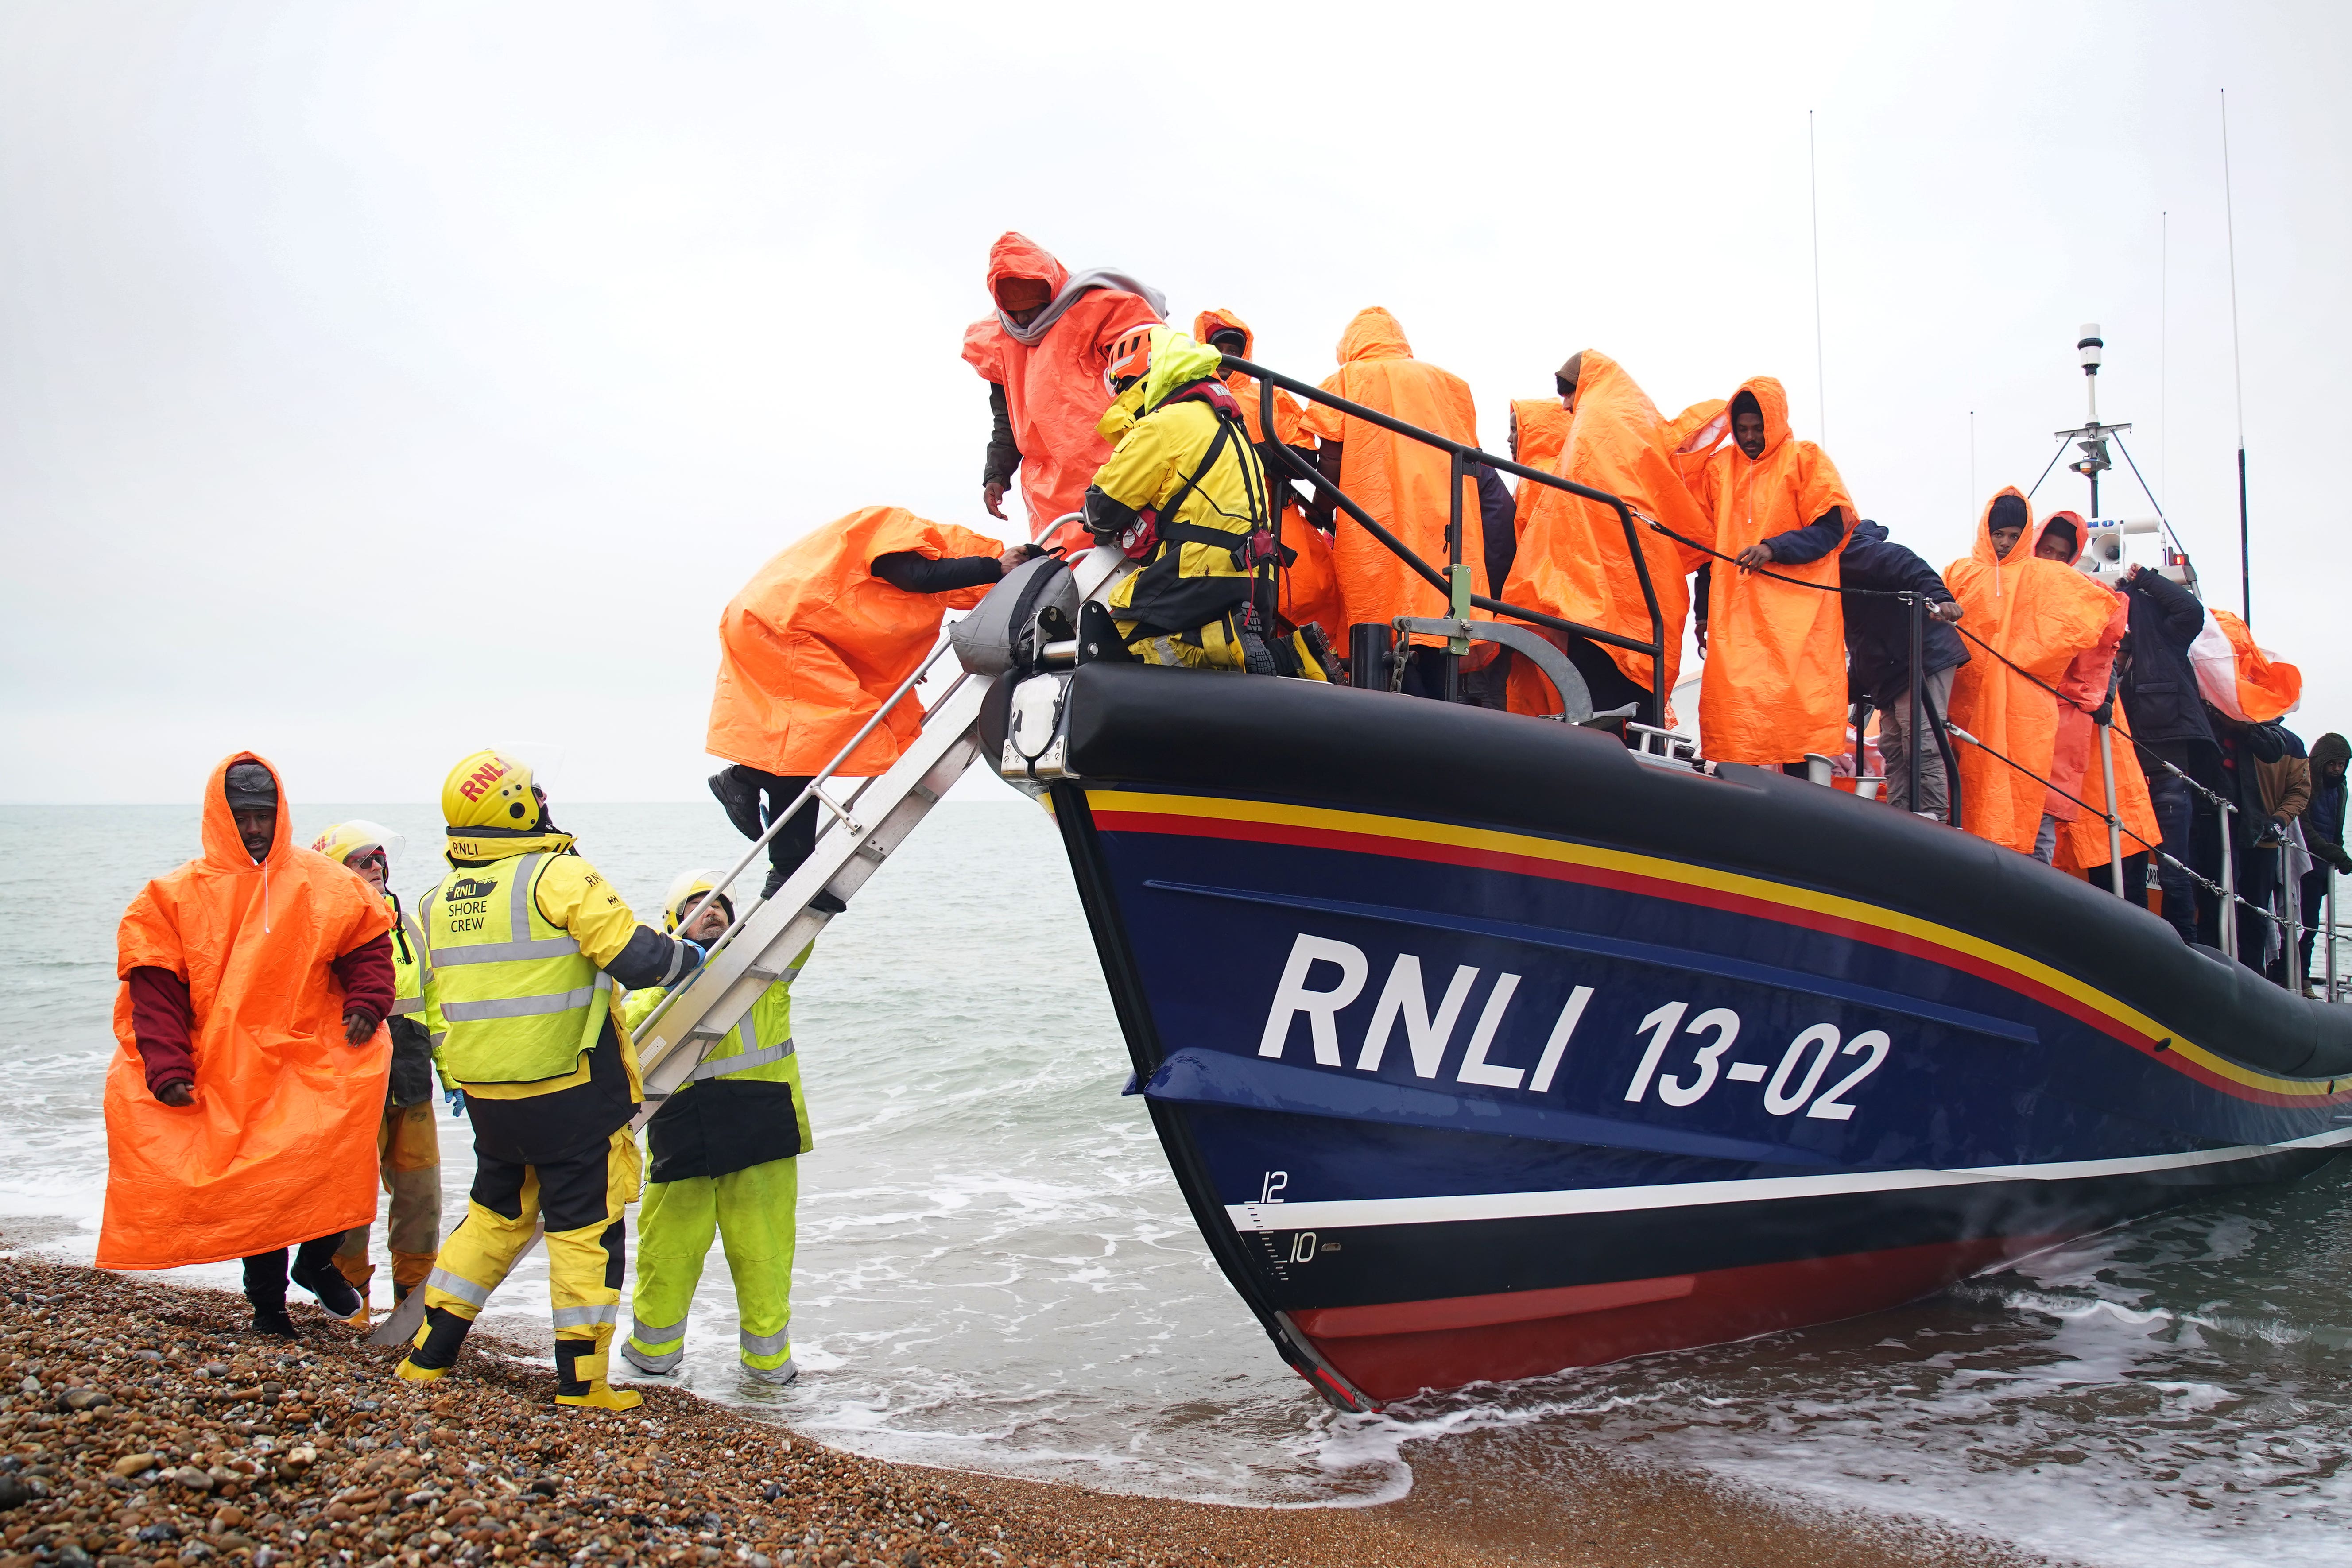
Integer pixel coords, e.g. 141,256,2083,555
630,634,970,1042
1222,354,1669,723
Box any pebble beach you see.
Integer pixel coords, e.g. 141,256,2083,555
0,1251,2066,1568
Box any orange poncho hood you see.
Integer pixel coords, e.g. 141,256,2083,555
986,231,1069,313
1196,304,1301,445
1729,376,1794,461
1195,306,1253,358
101,752,393,1270
1337,306,1413,364
2036,508,2090,566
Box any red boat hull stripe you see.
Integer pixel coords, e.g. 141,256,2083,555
1306,1233,2063,1402
1295,1274,1698,1339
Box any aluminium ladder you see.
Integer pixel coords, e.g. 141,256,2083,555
368,545,1116,1350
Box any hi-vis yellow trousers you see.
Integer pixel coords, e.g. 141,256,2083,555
623,1155,798,1376
422,1128,640,1390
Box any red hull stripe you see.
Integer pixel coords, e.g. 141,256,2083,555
1306,1234,2060,1402
1296,1274,1697,1339
1088,794,2350,1111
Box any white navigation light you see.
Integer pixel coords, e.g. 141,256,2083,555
2078,322,2104,373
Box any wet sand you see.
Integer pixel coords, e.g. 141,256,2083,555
0,1252,2064,1567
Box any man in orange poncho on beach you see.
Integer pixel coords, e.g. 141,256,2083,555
707,506,1019,897
102,754,394,1337
964,232,1165,553
1945,492,2120,855
1503,352,1710,725
1689,378,1856,767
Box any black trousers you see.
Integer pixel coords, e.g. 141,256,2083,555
722,767,821,898
2146,762,2199,942
2234,837,2283,977
2300,867,2337,985
243,1232,346,1309
2077,852,2152,910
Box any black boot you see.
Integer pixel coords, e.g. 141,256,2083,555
289,1235,364,1320
244,1248,296,1337
709,768,766,840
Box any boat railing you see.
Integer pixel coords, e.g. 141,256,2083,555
1219,354,1670,724
1625,721,1700,767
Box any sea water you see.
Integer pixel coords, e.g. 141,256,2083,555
6,800,2352,1567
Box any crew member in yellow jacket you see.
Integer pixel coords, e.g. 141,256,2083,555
620,872,815,1385
313,821,445,1306
1080,326,1331,680
397,751,710,1413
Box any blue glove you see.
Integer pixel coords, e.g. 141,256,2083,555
445,1088,464,1118
684,939,711,968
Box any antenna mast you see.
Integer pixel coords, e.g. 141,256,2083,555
2222,89,2250,621
1809,110,1826,443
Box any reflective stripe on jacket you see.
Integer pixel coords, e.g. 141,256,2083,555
422,852,611,1085
388,904,431,1018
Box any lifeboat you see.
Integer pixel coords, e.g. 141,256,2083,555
981,658,2352,1407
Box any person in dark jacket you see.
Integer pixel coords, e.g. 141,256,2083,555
2209,715,2308,972
2302,732,2350,992
1839,520,1968,818
2118,565,2220,942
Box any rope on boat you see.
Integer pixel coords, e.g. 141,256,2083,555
1634,510,2243,814
1631,509,2294,936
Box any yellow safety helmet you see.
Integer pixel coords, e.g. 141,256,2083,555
441,750,540,830
660,868,731,935
312,819,406,871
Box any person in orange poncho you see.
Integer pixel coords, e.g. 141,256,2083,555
1503,353,1712,725
964,232,1165,552
103,754,394,1337
1298,308,1480,695
708,506,1018,896
1195,307,1341,637
1506,398,1570,554
1689,378,1856,767
1944,492,2122,854
2033,512,2162,900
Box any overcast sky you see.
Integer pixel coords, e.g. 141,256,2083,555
4,0,2344,805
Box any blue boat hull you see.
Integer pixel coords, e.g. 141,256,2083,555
1026,664,2352,1405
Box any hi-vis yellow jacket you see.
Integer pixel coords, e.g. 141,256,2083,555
420,829,684,1100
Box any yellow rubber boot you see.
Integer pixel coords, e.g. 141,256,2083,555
554,1334,642,1411
392,1357,446,1384
556,1381,644,1412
